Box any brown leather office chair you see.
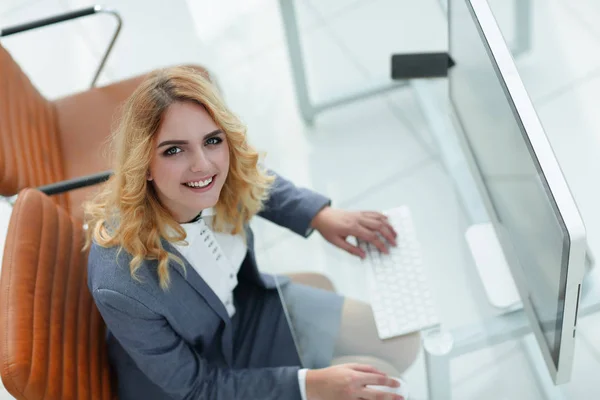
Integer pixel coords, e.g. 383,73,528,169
0,28,212,220
0,191,401,400
0,188,115,400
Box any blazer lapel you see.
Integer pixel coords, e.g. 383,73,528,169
163,240,230,323
162,240,234,364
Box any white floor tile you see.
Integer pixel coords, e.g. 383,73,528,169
183,0,286,74
182,0,276,44
559,0,600,40
55,0,214,85
300,0,368,29
490,0,600,103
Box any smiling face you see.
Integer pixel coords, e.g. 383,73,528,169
148,101,230,223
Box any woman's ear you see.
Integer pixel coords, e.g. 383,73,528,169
147,171,153,181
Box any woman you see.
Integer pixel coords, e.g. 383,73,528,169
85,66,419,400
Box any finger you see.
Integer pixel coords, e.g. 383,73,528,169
347,364,386,375
361,212,398,239
331,236,366,259
358,372,398,387
360,218,397,246
356,226,389,254
359,388,404,400
381,218,398,239
361,211,390,221
362,212,397,237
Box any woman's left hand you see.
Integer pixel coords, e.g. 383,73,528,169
311,207,397,259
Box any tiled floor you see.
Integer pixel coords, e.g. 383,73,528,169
2,0,600,398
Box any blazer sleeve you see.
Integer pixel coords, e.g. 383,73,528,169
258,170,331,237
93,288,302,400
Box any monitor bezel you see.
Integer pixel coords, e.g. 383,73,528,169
448,0,587,384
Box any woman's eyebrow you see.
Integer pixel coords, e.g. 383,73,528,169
203,129,223,139
157,129,223,148
157,139,188,148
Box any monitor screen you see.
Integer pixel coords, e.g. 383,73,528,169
449,0,573,368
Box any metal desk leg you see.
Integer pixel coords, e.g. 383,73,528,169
513,0,533,58
278,0,408,126
423,330,454,400
278,0,316,125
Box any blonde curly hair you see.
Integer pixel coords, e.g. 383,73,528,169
84,66,274,289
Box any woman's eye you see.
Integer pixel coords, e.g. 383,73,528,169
164,146,182,156
206,136,223,146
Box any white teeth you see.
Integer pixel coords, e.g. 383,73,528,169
185,177,213,188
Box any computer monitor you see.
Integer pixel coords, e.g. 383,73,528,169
448,0,587,384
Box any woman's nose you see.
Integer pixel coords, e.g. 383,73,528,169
190,150,211,172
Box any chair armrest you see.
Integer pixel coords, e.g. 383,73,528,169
37,171,112,196
0,7,97,36
0,5,122,88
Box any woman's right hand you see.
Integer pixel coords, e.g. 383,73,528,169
305,363,404,400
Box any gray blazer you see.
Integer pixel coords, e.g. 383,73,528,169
88,172,331,400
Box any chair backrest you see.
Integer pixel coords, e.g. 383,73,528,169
0,44,69,210
52,74,147,219
0,43,214,220
0,188,114,400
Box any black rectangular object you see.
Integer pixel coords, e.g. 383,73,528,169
391,52,454,79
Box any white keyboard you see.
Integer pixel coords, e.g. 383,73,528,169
360,206,440,339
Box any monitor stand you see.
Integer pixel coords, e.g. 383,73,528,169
465,223,522,310
466,222,595,310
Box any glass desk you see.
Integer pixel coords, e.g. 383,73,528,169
270,78,600,399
